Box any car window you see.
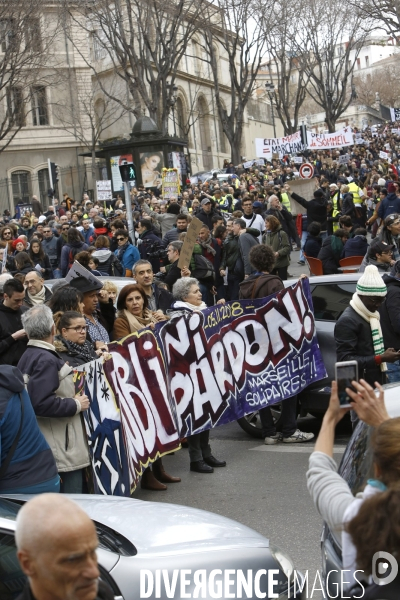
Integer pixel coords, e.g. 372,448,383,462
310,283,357,321
0,531,26,599
338,422,374,495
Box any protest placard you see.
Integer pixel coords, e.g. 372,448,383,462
255,131,305,159
338,154,350,165
78,279,327,495
177,217,203,269
307,126,354,149
96,180,112,201
162,168,180,199
379,150,389,160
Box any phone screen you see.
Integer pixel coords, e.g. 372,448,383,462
337,364,358,406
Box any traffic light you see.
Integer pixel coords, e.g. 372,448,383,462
119,163,136,182
50,162,59,184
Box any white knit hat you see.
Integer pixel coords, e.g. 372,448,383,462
356,265,387,297
377,178,386,187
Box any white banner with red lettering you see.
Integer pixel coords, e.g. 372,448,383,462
306,127,354,149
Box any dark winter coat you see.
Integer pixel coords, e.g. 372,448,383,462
54,336,98,368
138,228,164,272
0,366,57,492
318,236,342,274
335,305,386,386
16,581,115,600
342,235,369,258
30,253,53,279
60,241,89,276
0,302,29,366
91,249,123,276
378,193,400,220
291,192,328,229
195,208,220,229
303,234,322,259
239,273,284,300
41,235,59,269
23,285,52,308
379,274,400,350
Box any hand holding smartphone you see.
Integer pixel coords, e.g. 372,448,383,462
335,360,358,408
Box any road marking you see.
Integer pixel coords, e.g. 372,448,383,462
249,445,345,454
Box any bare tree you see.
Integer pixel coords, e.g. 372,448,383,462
354,62,400,107
351,0,400,34
53,75,128,199
66,0,213,134
264,2,310,135
0,0,60,152
202,0,271,164
293,0,371,132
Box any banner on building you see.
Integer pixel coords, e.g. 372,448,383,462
255,131,306,159
390,108,400,122
306,127,354,149
162,168,180,199
77,279,327,495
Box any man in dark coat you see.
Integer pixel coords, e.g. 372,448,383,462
133,259,173,313
378,182,400,220
137,219,163,273
195,198,220,229
15,494,114,600
0,278,28,365
335,266,400,392
287,186,328,233
31,195,43,218
379,262,400,383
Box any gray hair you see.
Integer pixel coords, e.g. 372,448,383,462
267,195,279,208
133,259,152,275
172,277,200,301
21,304,54,340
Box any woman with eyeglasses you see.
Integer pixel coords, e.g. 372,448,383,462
53,311,100,367
114,229,140,277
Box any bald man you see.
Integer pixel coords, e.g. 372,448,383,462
23,271,52,307
15,494,114,600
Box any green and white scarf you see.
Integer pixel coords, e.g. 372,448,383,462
350,293,387,372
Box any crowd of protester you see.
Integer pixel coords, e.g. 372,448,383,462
3,122,400,597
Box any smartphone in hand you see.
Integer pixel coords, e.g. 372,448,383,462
335,360,358,408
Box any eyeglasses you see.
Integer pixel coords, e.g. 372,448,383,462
65,325,88,332
116,237,126,242
43,230,51,233
3,231,11,236
62,227,69,231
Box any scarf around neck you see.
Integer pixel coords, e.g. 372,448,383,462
120,308,154,333
350,293,387,372
173,300,208,311
27,285,46,305
197,233,216,256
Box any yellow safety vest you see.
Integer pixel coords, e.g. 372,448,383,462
214,196,230,212
348,182,363,206
280,192,291,212
332,192,340,232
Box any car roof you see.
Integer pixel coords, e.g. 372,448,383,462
284,273,361,288
45,277,136,294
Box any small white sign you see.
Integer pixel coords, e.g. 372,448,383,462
96,180,112,201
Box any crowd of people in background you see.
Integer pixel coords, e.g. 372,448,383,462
2,120,400,491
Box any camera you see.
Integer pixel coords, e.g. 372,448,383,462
147,243,168,260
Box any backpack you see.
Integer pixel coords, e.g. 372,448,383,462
191,254,215,282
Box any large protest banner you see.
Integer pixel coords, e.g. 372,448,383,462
255,132,306,159
79,279,327,495
306,127,354,149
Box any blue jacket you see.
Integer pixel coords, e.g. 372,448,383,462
378,193,400,220
79,225,95,245
114,243,140,273
0,366,57,492
303,234,322,259
343,235,369,258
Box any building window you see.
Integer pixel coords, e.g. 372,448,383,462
11,170,32,206
6,87,25,127
93,34,107,61
0,19,16,53
32,86,48,126
25,18,42,53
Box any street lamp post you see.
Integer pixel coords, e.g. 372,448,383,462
166,82,178,136
265,82,276,138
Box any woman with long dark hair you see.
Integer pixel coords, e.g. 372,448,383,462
28,237,53,280
60,228,88,277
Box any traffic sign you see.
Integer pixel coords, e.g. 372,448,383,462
299,163,314,179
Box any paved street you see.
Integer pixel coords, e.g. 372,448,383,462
133,415,352,599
